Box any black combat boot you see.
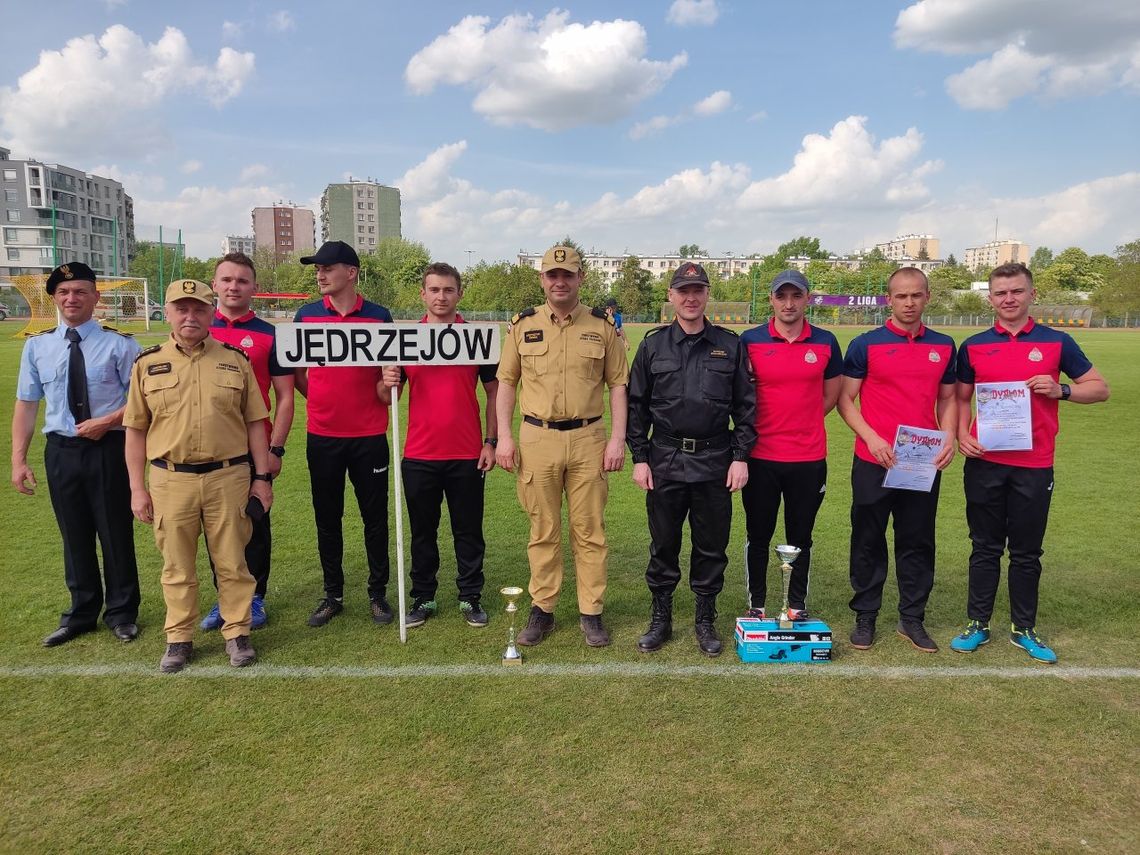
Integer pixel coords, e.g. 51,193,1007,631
694,594,722,657
637,591,673,653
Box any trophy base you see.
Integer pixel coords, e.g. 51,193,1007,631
778,618,793,629
502,656,522,666
734,617,832,663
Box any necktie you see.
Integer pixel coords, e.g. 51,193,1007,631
65,328,90,425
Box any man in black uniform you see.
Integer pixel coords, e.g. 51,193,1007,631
626,262,756,656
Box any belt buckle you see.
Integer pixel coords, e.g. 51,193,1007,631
681,437,697,453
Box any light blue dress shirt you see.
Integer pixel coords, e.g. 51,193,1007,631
16,318,142,436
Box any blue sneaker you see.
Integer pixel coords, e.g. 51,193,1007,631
200,602,223,631
949,620,990,653
1010,625,1058,664
250,595,268,630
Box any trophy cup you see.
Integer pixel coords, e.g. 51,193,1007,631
774,544,802,629
500,586,523,665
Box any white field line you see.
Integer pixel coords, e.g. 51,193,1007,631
1,663,1138,679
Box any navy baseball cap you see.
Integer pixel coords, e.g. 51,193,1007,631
301,240,360,267
770,270,810,294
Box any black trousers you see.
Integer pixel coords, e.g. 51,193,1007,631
402,458,486,602
207,504,271,598
306,433,390,600
848,456,941,621
964,458,1054,628
741,458,828,610
44,431,140,628
645,477,732,597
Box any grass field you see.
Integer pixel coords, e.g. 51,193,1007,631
1,319,1137,854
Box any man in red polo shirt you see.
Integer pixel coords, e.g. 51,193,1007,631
838,267,957,653
740,270,842,619
200,252,295,631
952,262,1108,663
382,262,498,629
293,241,394,628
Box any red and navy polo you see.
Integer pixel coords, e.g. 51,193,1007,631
209,310,291,410
402,314,498,460
294,294,392,438
741,319,843,462
957,317,1093,468
843,319,956,465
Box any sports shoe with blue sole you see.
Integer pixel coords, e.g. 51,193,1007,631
200,602,223,631
1010,625,1058,664
251,595,268,630
949,620,990,653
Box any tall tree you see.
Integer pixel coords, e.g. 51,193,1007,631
613,256,653,315
945,252,958,267
774,236,829,260
678,244,707,258
1030,246,1054,270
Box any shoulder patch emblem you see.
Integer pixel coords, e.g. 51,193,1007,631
1028,347,1043,362
222,341,250,360
27,327,57,337
590,306,615,325
645,325,667,338
928,351,941,363
511,306,537,325
136,344,162,360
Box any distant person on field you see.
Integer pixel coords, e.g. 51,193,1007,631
11,262,142,647
199,252,295,632
951,262,1108,664
382,262,498,629
838,267,957,654
605,298,630,350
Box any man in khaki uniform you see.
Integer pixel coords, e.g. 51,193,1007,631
496,245,629,648
124,279,273,673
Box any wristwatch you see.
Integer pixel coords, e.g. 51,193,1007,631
252,472,273,483
1060,383,1071,401
269,445,286,458
484,437,498,448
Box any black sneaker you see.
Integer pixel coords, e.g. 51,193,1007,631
370,597,394,625
459,599,489,627
896,619,939,653
850,616,876,650
307,597,343,628
405,599,437,628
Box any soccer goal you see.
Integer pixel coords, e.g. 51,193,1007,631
4,273,153,337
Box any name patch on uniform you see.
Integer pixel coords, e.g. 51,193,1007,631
147,363,172,375
217,363,241,373
524,330,544,343
579,332,603,344
709,348,729,358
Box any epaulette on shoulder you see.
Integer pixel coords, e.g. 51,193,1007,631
712,323,739,337
645,325,667,338
135,344,161,361
102,325,134,338
222,341,250,360
591,306,615,325
511,306,537,325
26,327,56,338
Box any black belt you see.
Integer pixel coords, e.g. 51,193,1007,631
151,455,250,474
653,432,731,453
47,431,122,447
523,415,602,431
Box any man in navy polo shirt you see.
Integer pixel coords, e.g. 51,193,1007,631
838,267,957,653
199,252,295,631
951,263,1108,663
293,241,395,628
382,262,498,629
740,270,842,619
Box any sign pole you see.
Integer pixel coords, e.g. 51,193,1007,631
390,390,408,643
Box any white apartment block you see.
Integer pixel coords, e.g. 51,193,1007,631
963,239,1031,271
875,234,940,262
222,235,257,256
517,251,761,282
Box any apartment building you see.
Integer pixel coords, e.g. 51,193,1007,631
320,181,400,254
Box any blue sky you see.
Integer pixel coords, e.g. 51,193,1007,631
2,0,1137,264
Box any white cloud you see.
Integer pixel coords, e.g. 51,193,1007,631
667,0,720,27
629,89,732,139
0,26,255,161
737,116,941,210
693,89,732,116
268,11,295,33
405,11,687,131
103,0,128,9
747,110,768,123
180,160,203,175
895,0,1140,108
394,141,469,202
222,21,243,42
240,163,270,182
135,181,288,259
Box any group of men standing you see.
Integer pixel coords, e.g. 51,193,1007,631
11,243,1107,669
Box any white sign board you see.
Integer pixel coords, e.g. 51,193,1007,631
276,322,500,367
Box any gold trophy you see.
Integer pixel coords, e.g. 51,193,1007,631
500,586,523,665
774,544,802,629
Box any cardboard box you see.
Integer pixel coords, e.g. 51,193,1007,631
734,617,832,663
